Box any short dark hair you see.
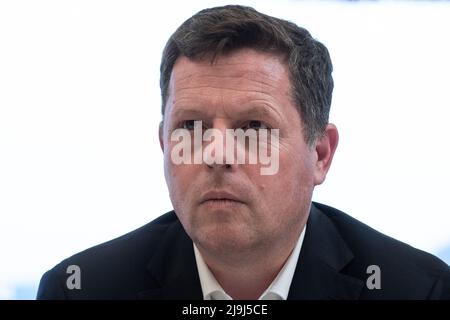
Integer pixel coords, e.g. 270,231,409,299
160,5,333,145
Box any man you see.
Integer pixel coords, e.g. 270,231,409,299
37,5,449,300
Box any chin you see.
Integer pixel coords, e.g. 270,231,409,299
193,222,256,254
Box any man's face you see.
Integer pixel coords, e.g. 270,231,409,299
160,49,335,259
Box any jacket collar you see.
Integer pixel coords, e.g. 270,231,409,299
139,203,364,300
138,219,203,299
287,203,365,299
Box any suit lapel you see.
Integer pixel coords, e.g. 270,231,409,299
288,203,365,299
138,217,203,300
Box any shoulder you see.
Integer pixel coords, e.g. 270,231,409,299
312,202,450,299
37,211,179,299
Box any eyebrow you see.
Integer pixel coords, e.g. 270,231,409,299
238,104,281,119
170,104,282,122
170,108,206,119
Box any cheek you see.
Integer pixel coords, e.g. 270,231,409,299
164,163,199,228
164,138,190,180
165,163,191,195
261,148,315,204
281,137,316,180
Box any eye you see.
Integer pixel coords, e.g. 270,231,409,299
182,120,196,130
243,120,269,130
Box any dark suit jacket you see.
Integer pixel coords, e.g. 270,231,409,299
37,202,450,299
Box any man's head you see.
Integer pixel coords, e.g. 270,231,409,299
159,5,338,262
160,5,334,145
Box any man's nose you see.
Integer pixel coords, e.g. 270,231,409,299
203,120,236,170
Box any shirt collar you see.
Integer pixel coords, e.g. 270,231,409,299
193,226,306,300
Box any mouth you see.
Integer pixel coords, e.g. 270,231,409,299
199,190,245,207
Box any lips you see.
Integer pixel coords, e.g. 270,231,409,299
199,190,245,204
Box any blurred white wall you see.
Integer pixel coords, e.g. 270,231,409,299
1,0,449,299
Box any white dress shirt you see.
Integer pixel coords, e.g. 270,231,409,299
193,226,306,300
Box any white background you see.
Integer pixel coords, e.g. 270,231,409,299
1,0,449,299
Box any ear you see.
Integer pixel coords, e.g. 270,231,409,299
313,123,339,185
159,121,164,152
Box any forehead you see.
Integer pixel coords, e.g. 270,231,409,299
171,49,288,84
166,49,293,117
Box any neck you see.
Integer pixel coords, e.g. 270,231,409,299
197,227,303,300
